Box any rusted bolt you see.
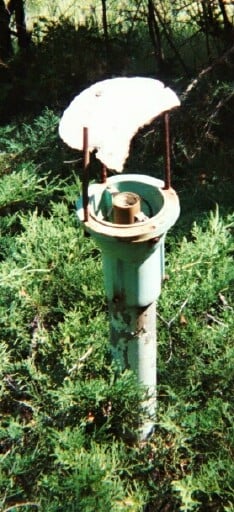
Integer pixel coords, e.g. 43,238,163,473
149,236,160,244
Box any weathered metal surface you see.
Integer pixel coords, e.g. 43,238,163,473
112,191,141,224
109,300,157,439
77,174,179,307
76,172,180,439
101,236,165,306
59,77,180,173
101,164,107,183
164,112,171,190
82,126,90,222
77,174,180,242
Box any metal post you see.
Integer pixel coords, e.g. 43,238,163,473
109,300,156,439
101,164,107,183
164,111,171,190
82,127,90,222
108,192,156,438
77,173,180,440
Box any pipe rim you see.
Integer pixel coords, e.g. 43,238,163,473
77,174,180,241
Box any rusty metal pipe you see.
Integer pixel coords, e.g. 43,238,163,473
82,126,90,222
109,300,156,440
101,164,107,183
164,112,171,190
112,192,141,224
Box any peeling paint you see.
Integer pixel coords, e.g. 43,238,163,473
109,301,157,437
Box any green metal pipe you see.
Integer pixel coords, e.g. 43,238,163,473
109,300,156,439
77,173,180,439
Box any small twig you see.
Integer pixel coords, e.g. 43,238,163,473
63,158,82,164
157,298,189,362
3,502,40,511
204,90,234,137
166,332,173,364
168,298,189,329
182,44,234,101
171,259,202,272
206,313,227,327
0,266,52,286
1,449,11,461
68,346,93,374
219,292,232,310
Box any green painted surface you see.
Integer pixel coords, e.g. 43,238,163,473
77,173,179,438
101,237,165,306
77,174,179,307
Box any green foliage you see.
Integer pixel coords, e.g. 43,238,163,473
39,427,147,511
0,109,233,510
0,3,233,510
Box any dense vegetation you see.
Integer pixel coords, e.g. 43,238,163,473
0,1,233,511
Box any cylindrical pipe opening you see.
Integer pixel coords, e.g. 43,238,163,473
112,191,141,224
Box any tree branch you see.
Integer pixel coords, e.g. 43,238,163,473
182,44,234,101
